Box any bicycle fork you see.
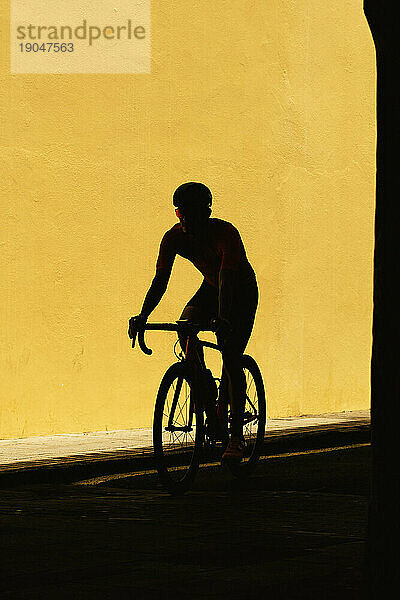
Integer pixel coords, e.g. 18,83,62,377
165,370,196,433
165,330,205,434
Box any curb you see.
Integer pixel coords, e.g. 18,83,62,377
0,421,370,488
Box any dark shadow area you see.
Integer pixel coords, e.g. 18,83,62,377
0,446,369,600
364,1,400,596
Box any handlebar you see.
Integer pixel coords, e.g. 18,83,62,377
137,323,179,355
132,321,215,355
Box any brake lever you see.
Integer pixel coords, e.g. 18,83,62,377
138,328,152,355
131,329,138,349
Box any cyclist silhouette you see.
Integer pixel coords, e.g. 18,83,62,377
129,182,259,461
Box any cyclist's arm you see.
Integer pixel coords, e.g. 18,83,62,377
139,231,176,318
140,269,171,318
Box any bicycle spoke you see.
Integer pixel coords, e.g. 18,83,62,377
160,374,197,453
175,398,188,424
247,374,255,395
154,363,205,494
240,367,261,451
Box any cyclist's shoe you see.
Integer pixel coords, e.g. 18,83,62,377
221,436,245,462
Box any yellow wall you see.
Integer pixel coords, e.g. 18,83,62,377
0,1,375,439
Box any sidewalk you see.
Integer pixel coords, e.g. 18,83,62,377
0,410,370,486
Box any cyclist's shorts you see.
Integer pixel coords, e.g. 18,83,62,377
181,274,258,355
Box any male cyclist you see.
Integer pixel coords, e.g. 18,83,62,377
128,182,258,461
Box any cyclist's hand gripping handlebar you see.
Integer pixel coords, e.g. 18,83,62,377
128,315,151,352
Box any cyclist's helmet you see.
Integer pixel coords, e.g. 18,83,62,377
173,182,212,217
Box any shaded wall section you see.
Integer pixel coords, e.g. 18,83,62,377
0,1,375,438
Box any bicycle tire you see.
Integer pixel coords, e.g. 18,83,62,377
153,362,204,495
226,354,266,478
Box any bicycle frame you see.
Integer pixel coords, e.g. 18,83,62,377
136,321,220,436
136,321,266,492
174,323,221,434
136,321,257,434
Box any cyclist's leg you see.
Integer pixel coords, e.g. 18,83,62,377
178,280,220,432
217,371,229,430
220,346,247,439
178,279,218,365
218,278,259,441
178,306,206,366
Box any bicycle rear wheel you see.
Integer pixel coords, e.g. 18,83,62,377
153,362,204,495
227,354,266,478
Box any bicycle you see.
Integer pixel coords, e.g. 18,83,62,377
134,320,266,495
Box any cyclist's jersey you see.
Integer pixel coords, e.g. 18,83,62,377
156,218,255,287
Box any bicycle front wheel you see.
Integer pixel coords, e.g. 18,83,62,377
227,354,266,478
153,362,204,495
